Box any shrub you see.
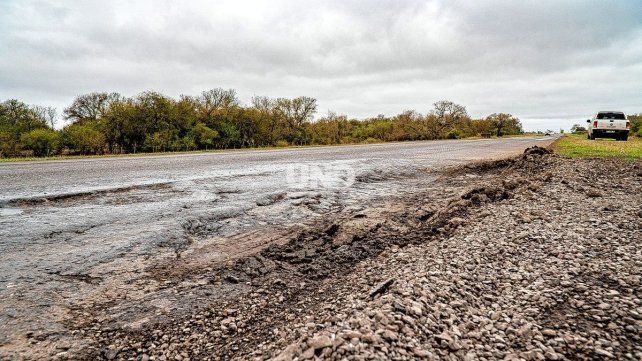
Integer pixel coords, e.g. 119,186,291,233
193,123,219,149
63,124,105,154
19,129,60,156
446,129,461,139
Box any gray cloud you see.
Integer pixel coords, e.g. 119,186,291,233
1,0,641,130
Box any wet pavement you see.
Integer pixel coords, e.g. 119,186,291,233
0,137,556,355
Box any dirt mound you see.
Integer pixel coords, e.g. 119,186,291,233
229,170,521,283
454,145,555,175
523,145,552,156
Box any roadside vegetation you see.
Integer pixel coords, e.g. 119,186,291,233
0,89,525,159
554,133,642,159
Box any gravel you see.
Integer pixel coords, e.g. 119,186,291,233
268,150,641,360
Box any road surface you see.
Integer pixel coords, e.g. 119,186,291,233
0,137,556,355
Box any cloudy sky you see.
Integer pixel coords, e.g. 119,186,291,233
1,0,641,131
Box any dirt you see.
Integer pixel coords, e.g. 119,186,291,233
3,144,641,360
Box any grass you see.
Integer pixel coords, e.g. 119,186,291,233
553,133,642,160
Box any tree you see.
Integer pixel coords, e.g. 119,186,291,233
2,88,547,159
143,130,174,152
32,105,58,129
20,129,61,156
485,113,523,136
101,99,135,153
63,124,105,154
429,100,469,138
462,118,492,137
0,99,52,157
64,92,122,122
311,111,351,144
628,114,641,134
192,122,219,149
195,88,238,121
0,99,48,134
251,96,279,145
431,100,468,120
0,131,19,157
274,96,317,144
218,121,241,148
172,135,196,151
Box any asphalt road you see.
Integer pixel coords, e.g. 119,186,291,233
0,137,556,355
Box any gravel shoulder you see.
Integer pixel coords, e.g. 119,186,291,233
270,151,642,361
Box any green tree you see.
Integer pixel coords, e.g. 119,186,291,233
1,99,54,157
628,114,641,134
20,129,61,156
486,113,523,136
0,99,49,136
63,124,106,155
101,99,136,153
172,135,197,151
218,122,241,148
0,131,20,157
143,130,175,152
429,100,469,138
274,96,317,144
192,122,219,149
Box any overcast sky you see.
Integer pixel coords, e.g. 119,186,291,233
1,0,641,131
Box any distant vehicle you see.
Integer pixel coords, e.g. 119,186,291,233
586,111,630,141
544,131,552,136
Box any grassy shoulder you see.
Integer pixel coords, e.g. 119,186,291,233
553,133,642,159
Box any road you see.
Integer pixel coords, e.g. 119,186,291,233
0,137,556,356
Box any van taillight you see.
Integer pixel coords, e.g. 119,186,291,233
626,122,630,129
593,121,598,128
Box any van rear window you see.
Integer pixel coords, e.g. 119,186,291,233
597,112,625,120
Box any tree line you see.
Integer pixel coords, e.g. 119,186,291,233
0,89,525,158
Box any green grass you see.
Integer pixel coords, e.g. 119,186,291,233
553,133,642,160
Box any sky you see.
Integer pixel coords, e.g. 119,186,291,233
1,0,641,131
